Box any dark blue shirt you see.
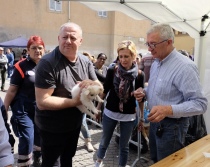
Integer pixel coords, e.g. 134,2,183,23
11,57,36,100
6,53,14,66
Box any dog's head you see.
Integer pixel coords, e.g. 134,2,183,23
83,85,104,100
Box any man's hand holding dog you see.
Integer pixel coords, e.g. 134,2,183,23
74,79,102,107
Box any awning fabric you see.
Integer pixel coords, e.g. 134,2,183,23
79,0,210,133
0,36,27,48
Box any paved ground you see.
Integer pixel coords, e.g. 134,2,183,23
73,123,154,167
1,79,154,167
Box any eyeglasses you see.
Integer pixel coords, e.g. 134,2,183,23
118,41,131,48
30,46,44,51
145,39,168,49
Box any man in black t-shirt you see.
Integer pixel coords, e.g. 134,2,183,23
35,22,102,166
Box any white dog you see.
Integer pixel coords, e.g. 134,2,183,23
71,84,104,119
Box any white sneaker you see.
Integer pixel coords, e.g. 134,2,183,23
95,160,103,167
86,141,94,152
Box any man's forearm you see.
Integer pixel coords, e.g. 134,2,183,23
36,96,79,111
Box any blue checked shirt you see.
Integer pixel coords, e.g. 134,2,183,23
145,49,207,118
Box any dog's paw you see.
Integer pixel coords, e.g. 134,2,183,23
97,110,102,113
91,115,96,120
93,109,102,115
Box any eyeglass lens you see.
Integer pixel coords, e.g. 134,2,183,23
145,40,167,49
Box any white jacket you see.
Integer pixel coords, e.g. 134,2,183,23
0,54,8,69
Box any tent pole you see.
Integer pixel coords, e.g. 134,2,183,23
131,102,149,167
198,15,208,83
68,0,71,22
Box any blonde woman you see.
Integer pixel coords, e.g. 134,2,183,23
95,40,145,167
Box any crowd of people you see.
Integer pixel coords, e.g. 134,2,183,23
0,22,207,167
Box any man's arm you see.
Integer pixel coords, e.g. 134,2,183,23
35,87,81,110
35,79,101,111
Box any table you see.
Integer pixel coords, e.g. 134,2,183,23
150,134,210,167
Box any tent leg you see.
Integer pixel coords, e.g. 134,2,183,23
131,120,149,167
131,101,149,167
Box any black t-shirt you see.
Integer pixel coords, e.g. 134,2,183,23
104,66,145,114
35,47,97,133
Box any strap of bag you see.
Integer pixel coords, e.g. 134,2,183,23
69,67,82,84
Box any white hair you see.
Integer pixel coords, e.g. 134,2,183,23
147,23,174,43
59,22,83,37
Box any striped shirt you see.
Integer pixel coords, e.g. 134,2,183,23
145,49,207,118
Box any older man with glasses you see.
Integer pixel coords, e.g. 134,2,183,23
134,23,208,163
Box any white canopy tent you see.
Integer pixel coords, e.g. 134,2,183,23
71,0,210,132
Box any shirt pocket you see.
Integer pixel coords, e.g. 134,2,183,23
155,78,171,96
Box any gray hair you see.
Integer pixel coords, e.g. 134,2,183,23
59,22,83,37
147,23,174,43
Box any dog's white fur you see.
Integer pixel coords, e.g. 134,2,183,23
71,84,104,119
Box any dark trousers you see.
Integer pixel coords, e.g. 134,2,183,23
39,126,81,167
0,67,6,89
10,96,41,166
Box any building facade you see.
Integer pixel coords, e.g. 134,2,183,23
0,0,194,64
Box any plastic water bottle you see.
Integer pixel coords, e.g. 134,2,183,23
144,108,150,123
144,101,150,123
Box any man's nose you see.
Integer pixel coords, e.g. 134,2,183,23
148,47,153,52
66,37,71,43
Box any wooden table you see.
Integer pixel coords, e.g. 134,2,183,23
150,134,210,167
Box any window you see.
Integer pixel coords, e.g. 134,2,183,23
49,0,62,12
98,11,107,18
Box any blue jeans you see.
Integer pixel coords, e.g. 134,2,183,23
97,114,135,166
80,114,90,139
7,65,13,78
149,117,189,162
10,95,41,166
